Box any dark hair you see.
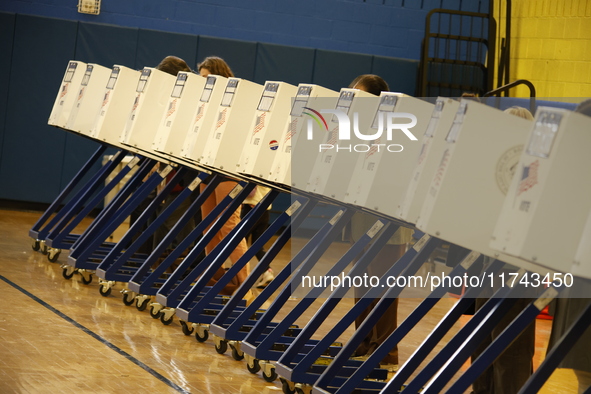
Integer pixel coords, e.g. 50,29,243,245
575,98,591,117
197,56,234,78
156,56,192,76
348,74,389,96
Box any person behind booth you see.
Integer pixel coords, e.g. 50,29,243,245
347,74,414,370
129,56,197,259
195,56,251,295
546,98,591,394
468,106,536,394
240,185,275,288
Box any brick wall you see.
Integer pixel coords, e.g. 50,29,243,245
507,0,591,98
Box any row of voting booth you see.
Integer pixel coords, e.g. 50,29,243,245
30,59,591,393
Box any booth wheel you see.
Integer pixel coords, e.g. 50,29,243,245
122,292,135,306
99,284,112,297
246,359,260,374
149,305,162,319
281,378,295,394
230,344,244,361
194,329,208,342
48,249,61,263
263,368,278,382
81,274,92,285
31,239,40,252
136,297,150,311
160,313,174,325
215,340,228,354
62,267,74,280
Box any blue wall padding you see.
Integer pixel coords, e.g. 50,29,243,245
0,14,77,203
253,42,315,86
312,49,374,91
371,55,418,96
58,22,141,192
196,36,257,81
0,12,16,165
135,28,199,71
76,22,138,69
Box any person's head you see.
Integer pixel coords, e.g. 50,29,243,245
348,74,389,96
197,56,234,78
575,98,591,117
156,56,192,76
504,106,534,121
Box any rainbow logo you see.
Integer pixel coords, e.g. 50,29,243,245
303,107,328,131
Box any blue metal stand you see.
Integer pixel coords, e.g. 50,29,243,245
66,159,164,271
274,232,439,389
313,246,482,393
240,207,356,360
174,187,281,322
94,168,204,283
446,285,558,394
154,181,256,309
518,289,591,394
29,144,108,246
378,258,505,393
208,195,317,343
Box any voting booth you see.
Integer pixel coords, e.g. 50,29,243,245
90,65,140,146
269,84,339,188
491,108,591,276
304,88,377,200
235,81,297,179
344,93,434,217
416,99,550,273
48,60,87,128
398,97,460,224
179,75,228,163
64,64,112,137
199,78,263,172
120,67,176,154
152,71,206,160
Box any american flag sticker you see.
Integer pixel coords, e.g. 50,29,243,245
517,160,539,196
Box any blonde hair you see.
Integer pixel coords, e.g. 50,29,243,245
197,56,234,78
504,106,534,121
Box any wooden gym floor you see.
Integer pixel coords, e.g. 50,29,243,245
0,208,580,393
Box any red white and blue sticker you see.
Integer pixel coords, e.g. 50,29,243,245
269,140,279,150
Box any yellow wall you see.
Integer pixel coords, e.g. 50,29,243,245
508,0,591,98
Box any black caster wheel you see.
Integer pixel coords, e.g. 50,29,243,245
215,340,228,354
99,284,112,297
40,244,48,255
122,292,135,306
149,305,162,319
160,313,174,325
48,250,61,263
136,297,150,311
81,274,92,285
32,240,40,252
263,368,278,382
179,320,193,335
246,359,261,374
62,267,74,280
295,389,305,394
194,328,208,342
281,378,295,394
230,344,244,361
